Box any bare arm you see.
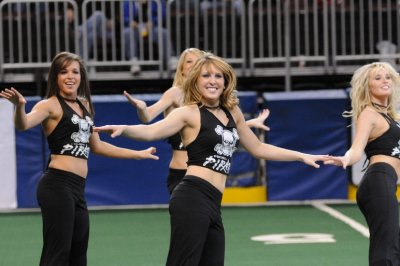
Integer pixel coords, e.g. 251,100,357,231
324,109,374,169
233,106,325,168
89,131,159,160
0,87,51,130
94,105,191,142
124,88,180,123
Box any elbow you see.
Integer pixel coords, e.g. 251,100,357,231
15,124,28,131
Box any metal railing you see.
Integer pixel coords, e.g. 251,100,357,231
167,0,247,74
1,0,400,90
0,0,79,81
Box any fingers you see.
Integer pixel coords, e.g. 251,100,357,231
93,126,101,132
260,108,270,119
123,91,134,102
261,125,270,131
145,147,159,160
149,147,157,154
93,126,112,134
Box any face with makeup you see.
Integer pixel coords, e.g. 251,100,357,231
57,61,81,99
368,67,392,105
196,63,225,106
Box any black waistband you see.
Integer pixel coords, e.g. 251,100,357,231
44,168,86,187
181,175,222,200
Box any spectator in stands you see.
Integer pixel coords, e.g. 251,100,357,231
123,0,178,75
324,62,400,265
123,47,270,193
0,51,158,266
94,52,326,265
66,5,113,59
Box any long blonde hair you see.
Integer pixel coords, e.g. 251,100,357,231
172,48,205,87
183,52,239,110
345,62,400,121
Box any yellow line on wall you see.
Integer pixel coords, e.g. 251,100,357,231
222,185,267,204
348,184,400,201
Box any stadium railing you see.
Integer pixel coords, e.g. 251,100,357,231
1,0,399,90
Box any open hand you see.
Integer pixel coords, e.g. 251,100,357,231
139,147,159,160
124,91,147,110
254,108,270,131
323,155,348,169
0,87,26,106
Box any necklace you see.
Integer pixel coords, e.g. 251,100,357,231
59,95,78,103
372,102,388,109
203,104,220,110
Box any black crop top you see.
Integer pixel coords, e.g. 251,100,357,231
167,133,186,151
47,95,94,160
365,112,400,160
186,105,240,175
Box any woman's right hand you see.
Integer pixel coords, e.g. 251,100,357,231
0,87,26,106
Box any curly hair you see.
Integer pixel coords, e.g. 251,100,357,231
183,52,239,110
345,62,400,121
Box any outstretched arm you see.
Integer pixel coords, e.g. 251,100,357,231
0,87,50,130
94,105,191,141
124,88,179,123
245,108,270,131
324,109,373,169
90,131,159,160
233,106,326,168
124,91,151,122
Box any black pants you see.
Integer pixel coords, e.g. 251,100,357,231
167,175,224,266
36,168,89,266
357,162,400,266
167,168,187,194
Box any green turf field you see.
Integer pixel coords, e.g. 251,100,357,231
0,203,371,265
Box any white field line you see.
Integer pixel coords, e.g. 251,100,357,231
312,202,370,238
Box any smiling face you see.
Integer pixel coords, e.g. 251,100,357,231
57,60,81,98
368,66,392,105
196,63,225,106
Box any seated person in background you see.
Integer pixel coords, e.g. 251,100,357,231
123,0,178,75
66,5,113,59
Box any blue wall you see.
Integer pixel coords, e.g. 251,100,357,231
16,90,350,207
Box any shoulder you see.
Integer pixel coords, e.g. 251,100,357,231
229,105,245,123
357,106,381,129
174,104,198,115
359,106,379,122
32,96,62,120
169,104,199,121
34,96,59,110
